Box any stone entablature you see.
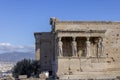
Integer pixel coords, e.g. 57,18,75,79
56,30,106,37
50,19,120,32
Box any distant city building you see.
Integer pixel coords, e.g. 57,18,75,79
34,18,120,79
0,62,14,73
0,62,14,78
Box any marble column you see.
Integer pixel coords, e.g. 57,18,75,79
101,38,105,57
58,37,63,57
97,37,103,57
71,37,77,56
86,37,91,58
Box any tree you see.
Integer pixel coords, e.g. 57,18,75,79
12,59,40,78
31,60,41,77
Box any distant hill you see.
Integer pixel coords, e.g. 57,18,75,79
0,52,35,62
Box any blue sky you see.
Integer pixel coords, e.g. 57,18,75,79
0,0,120,53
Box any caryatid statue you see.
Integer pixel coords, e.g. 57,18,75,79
71,37,77,56
86,37,91,58
58,37,63,57
97,37,103,57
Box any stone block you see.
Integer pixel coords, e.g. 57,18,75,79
19,75,27,79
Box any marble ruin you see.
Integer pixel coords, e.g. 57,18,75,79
34,18,120,79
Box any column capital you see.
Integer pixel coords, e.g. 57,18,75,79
58,37,62,41
86,37,90,41
72,37,76,41
98,37,103,42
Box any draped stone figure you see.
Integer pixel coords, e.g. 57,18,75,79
97,38,103,57
86,37,91,57
58,37,63,56
101,39,104,57
71,38,77,56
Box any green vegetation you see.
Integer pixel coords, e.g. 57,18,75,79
12,59,40,78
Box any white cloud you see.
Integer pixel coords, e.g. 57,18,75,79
0,42,35,54
0,43,11,46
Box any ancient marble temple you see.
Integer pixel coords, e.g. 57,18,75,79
34,18,120,79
